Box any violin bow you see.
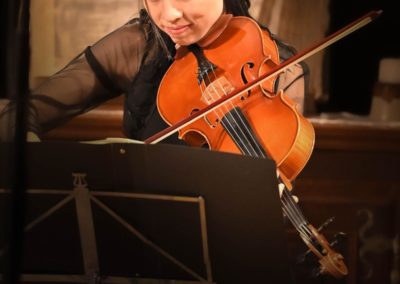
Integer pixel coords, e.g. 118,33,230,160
145,10,382,145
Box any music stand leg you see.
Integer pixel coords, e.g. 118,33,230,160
73,173,100,283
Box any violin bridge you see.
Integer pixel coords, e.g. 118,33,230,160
201,76,235,128
201,76,235,105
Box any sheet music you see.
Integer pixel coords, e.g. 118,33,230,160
80,137,144,144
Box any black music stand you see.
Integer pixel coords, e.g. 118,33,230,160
0,141,294,284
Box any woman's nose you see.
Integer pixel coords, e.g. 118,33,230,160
162,0,183,22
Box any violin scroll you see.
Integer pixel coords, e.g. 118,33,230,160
298,219,348,279
309,224,348,278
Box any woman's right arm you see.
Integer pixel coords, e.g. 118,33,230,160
0,20,147,142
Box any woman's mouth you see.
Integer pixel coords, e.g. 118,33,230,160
164,25,190,36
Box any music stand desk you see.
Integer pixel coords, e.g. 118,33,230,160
0,141,293,284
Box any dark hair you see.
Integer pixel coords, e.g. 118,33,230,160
224,0,252,17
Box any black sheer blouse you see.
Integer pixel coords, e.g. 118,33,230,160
0,14,307,143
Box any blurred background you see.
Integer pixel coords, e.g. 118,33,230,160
3,0,398,114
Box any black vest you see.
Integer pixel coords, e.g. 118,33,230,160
123,52,184,145
120,13,186,144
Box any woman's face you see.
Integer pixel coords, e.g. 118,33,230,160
145,0,224,46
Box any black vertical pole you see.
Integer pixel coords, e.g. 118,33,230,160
4,0,30,283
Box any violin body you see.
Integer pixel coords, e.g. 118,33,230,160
157,16,315,182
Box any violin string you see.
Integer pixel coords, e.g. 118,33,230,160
201,71,313,239
282,186,312,232
281,204,313,242
281,189,313,237
281,195,313,239
205,68,315,237
279,187,311,237
199,73,257,157
207,68,267,158
198,78,254,156
280,190,313,240
283,188,309,225
204,73,312,236
287,209,312,240
281,204,303,231
203,76,259,157
282,196,304,227
198,63,314,241
208,79,313,239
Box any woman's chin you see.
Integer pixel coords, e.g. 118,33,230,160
170,34,200,46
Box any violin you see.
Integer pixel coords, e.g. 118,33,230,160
145,10,381,278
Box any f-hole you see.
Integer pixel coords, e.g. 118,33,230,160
240,62,255,99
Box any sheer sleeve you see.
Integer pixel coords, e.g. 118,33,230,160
0,20,147,141
277,63,308,114
275,40,309,114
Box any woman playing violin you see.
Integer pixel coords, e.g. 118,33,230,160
0,0,307,143
1,1,353,279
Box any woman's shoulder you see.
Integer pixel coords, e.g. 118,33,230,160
87,15,156,93
98,17,149,49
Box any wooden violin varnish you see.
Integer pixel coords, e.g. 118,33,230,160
370,57,400,121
